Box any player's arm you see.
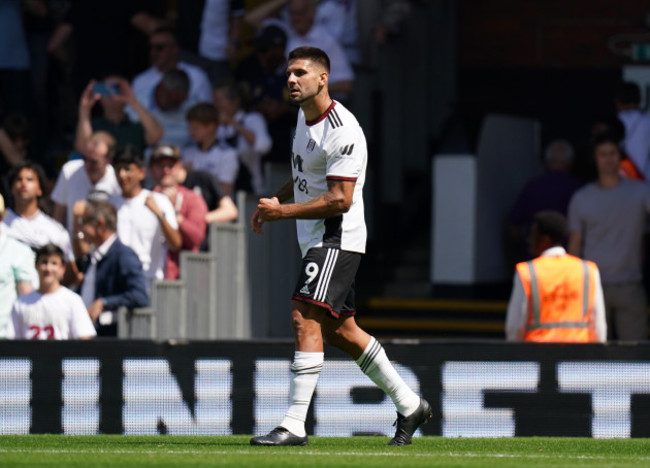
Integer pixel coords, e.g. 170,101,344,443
250,177,294,234
259,177,354,221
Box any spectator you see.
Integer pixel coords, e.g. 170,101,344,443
506,211,606,343
244,0,354,101
110,145,181,286
614,81,650,181
213,83,272,195
183,102,239,196
148,145,207,279
129,27,212,122
51,131,121,232
2,162,78,284
150,68,195,148
0,193,35,338
6,243,96,340
78,199,149,337
568,132,650,341
74,77,163,154
175,0,245,86
235,24,296,164
505,139,583,266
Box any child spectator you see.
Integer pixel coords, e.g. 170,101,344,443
6,243,96,340
183,102,239,196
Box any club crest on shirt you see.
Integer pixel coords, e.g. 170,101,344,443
306,139,316,152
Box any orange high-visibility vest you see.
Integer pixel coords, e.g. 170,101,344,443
516,254,598,343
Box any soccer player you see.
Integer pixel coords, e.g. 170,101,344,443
249,46,431,447
7,243,96,340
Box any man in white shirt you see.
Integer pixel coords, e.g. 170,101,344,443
110,145,181,285
50,131,121,232
7,243,96,340
129,27,212,123
2,162,77,283
249,46,429,447
506,210,607,343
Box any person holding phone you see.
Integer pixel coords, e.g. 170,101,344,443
74,77,163,154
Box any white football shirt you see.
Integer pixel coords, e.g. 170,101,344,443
291,100,367,257
7,287,97,340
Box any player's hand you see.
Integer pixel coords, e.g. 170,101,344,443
257,197,283,223
250,208,265,234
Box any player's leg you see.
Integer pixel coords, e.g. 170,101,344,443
322,313,432,445
251,250,331,447
277,300,326,439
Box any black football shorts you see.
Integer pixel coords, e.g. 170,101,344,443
292,247,362,318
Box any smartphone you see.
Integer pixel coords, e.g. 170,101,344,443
92,81,120,97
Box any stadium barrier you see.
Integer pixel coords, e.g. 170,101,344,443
2,340,650,438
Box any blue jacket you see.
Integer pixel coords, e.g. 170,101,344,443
83,238,149,310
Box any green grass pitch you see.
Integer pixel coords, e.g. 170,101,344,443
0,435,648,467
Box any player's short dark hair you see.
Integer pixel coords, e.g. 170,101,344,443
288,46,330,73
86,199,118,231
9,161,47,195
614,81,641,105
35,243,65,264
532,211,567,245
186,102,219,124
112,144,145,168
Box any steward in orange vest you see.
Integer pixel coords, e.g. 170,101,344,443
506,211,606,343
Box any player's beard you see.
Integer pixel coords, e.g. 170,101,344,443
290,84,324,105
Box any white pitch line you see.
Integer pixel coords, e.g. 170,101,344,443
0,448,647,461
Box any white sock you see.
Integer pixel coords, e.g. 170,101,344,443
356,336,420,416
279,351,324,437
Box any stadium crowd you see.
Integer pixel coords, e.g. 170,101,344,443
1,0,649,343
0,0,413,339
